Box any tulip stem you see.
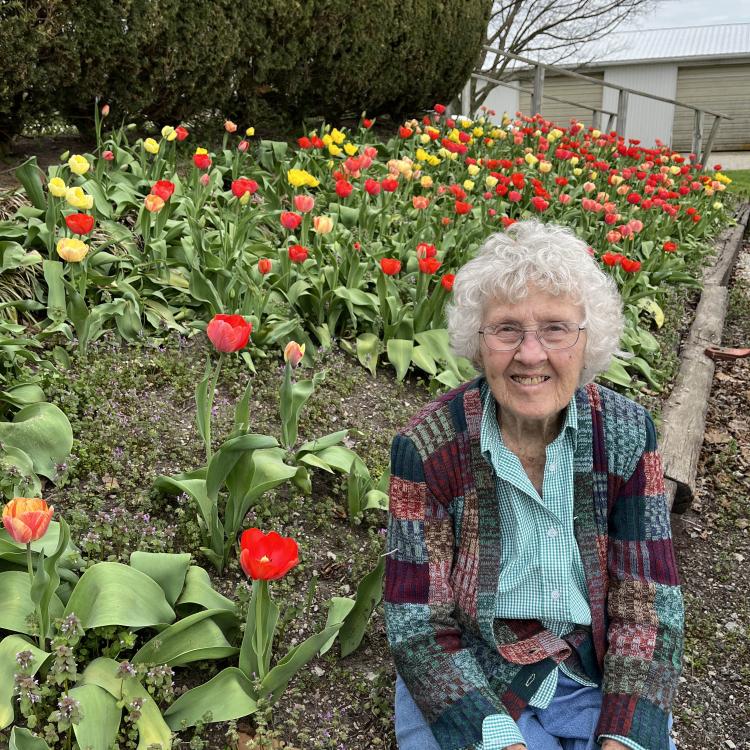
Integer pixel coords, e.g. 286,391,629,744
26,542,44,649
255,579,267,680
205,353,224,463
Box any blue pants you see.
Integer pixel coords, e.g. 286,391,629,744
395,672,677,749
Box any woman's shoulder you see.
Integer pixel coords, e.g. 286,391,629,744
397,377,482,444
581,381,654,427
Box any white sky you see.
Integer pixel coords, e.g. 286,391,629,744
618,0,750,29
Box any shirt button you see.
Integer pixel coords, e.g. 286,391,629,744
551,590,561,601
547,527,559,538
548,461,557,472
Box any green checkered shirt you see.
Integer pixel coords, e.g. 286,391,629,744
477,382,645,750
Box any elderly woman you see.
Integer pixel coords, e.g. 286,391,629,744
385,220,683,750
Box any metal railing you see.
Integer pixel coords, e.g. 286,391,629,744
462,47,732,166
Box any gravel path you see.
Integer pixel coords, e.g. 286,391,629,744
672,233,750,750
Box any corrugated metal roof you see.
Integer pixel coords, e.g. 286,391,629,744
571,22,750,65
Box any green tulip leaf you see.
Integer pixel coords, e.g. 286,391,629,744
79,657,171,750
133,608,238,667
175,566,236,614
601,357,634,388
0,571,63,635
411,345,438,376
0,635,50,729
0,402,73,480
387,338,414,381
14,158,46,210
68,684,121,750
355,333,381,376
129,551,192,607
318,597,357,656
339,553,385,658
164,667,257,729
9,727,51,750
64,562,175,629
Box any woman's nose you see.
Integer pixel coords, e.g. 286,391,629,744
513,331,548,363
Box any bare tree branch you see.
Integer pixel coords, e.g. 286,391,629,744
472,0,654,110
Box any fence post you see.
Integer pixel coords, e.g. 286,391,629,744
531,65,545,116
461,78,472,118
692,110,704,158
616,90,628,135
701,115,722,168
592,110,602,130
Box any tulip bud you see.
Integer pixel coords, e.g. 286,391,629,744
283,341,305,368
102,150,114,161
199,173,210,186
60,150,70,162
101,104,110,117
237,139,249,153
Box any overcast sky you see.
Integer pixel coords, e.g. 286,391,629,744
618,0,750,29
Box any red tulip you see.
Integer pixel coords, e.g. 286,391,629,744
381,178,398,193
530,196,549,212
288,244,309,263
663,241,678,253
206,314,252,353
280,211,302,230
441,274,455,291
151,180,175,201
102,150,114,161
601,252,622,266
380,258,401,275
620,258,641,273
297,136,313,149
455,200,472,215
362,118,374,129
193,151,212,170
418,256,441,274
416,242,437,259
335,180,353,198
364,178,381,196
258,258,272,274
434,103,446,114
239,528,299,581
501,217,516,228
175,126,189,141
399,126,414,139
65,213,95,235
237,140,249,153
2,497,53,544
231,178,258,198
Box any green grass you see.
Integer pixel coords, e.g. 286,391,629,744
724,169,750,197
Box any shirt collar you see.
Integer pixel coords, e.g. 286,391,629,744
479,379,579,456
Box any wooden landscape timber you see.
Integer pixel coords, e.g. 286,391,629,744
661,202,750,513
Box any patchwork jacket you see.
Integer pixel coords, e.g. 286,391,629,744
384,377,684,750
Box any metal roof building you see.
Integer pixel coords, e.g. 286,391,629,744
484,23,750,152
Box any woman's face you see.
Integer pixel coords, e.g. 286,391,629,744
479,288,587,430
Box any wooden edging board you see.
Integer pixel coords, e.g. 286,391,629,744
660,202,750,513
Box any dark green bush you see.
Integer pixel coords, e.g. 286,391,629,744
0,1,68,144
233,0,492,126
0,0,491,142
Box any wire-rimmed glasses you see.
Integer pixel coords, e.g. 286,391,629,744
478,322,586,351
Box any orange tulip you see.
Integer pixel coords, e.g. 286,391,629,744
283,341,305,368
144,194,165,213
3,497,53,544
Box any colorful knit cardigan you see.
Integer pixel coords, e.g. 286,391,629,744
384,377,683,750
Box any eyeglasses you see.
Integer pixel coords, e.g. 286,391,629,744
478,322,586,351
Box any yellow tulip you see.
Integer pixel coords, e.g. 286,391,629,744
56,237,89,262
419,133,431,145
144,138,160,155
344,143,358,156
463,179,475,191
610,175,624,186
48,177,67,198
287,169,319,188
161,125,176,140
467,164,480,177
322,134,333,146
246,127,255,137
65,187,93,210
591,129,601,139
448,129,461,144
713,201,723,209
570,156,579,166
68,155,90,176
589,171,598,180
327,143,342,156
485,176,498,189
420,175,433,189
472,127,484,138
524,153,539,166
669,165,681,175
415,148,429,162
331,128,346,145
538,161,552,173
427,155,441,167
460,118,473,129
573,168,583,176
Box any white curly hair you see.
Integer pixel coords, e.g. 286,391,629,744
446,220,624,384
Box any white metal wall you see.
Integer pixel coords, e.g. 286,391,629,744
518,74,604,127
601,64,677,148
482,80,520,121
